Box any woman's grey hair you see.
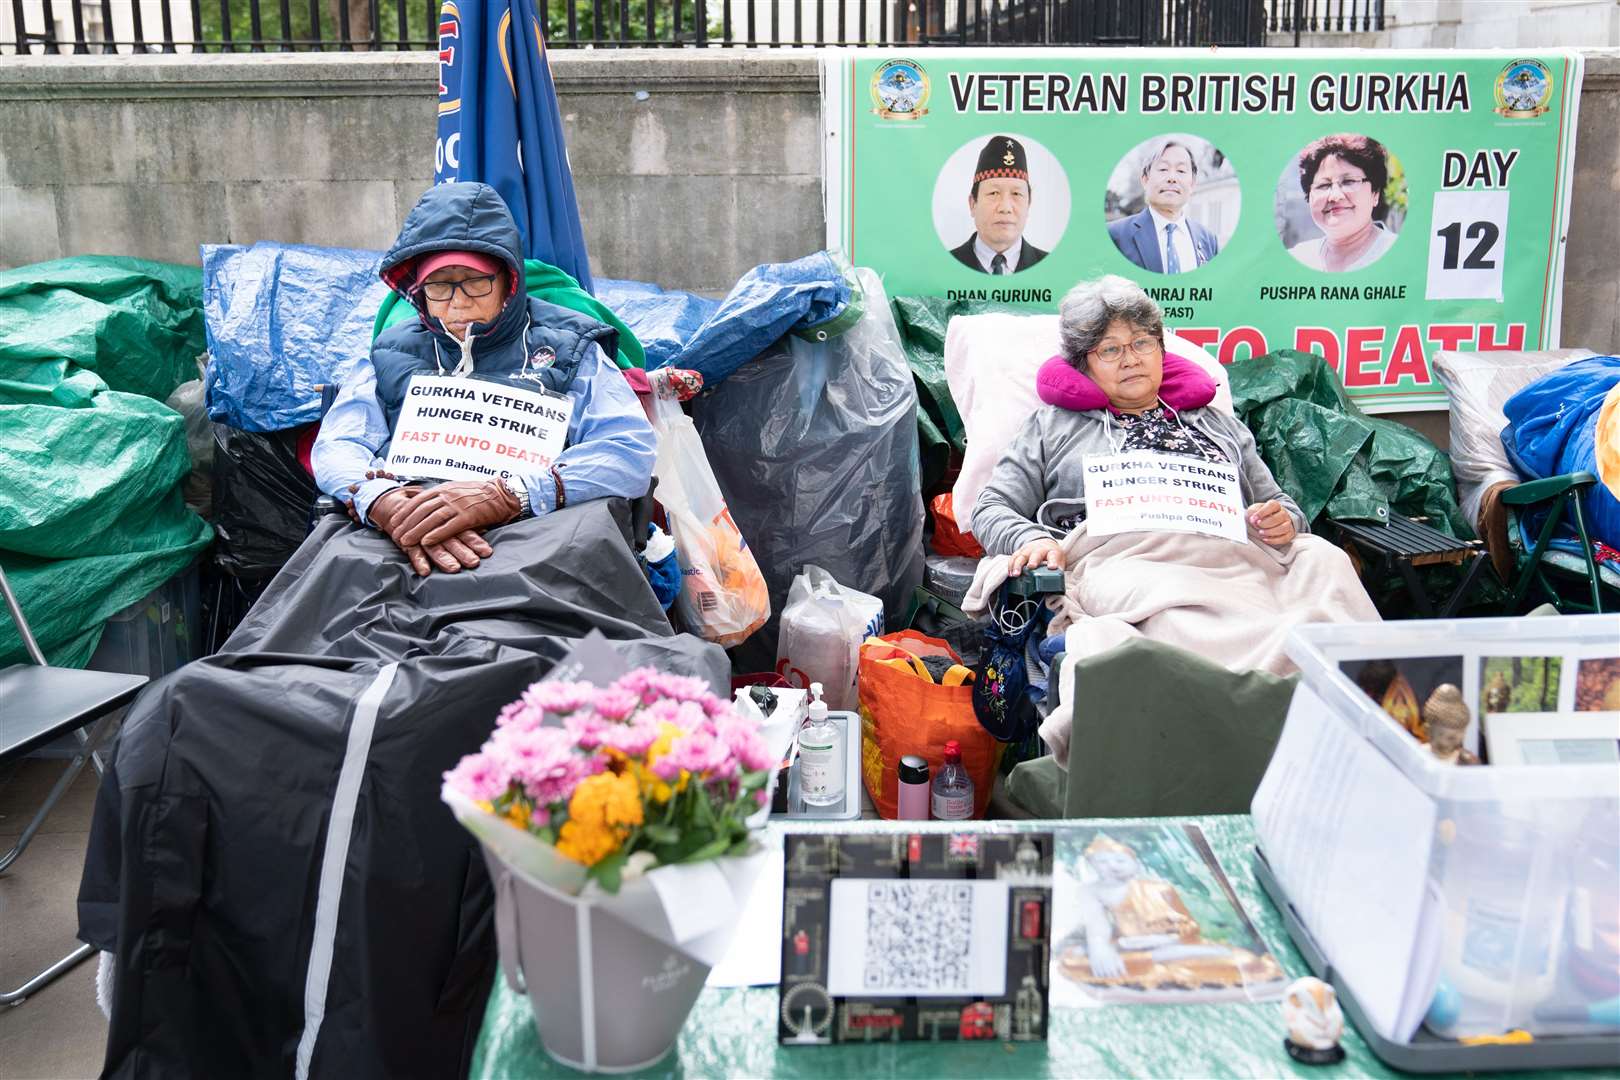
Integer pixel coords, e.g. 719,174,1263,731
1058,275,1165,372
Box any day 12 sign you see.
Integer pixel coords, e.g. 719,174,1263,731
1083,452,1247,542
386,374,572,482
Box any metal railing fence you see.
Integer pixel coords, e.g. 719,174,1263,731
4,0,1271,53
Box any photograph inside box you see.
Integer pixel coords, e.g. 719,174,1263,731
1050,823,1286,1007
777,831,1052,1044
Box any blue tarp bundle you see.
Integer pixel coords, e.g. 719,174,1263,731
202,245,851,431
202,243,389,432
1503,353,1620,548
604,251,850,384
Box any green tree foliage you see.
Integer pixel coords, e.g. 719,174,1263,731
192,0,720,46
1481,656,1562,714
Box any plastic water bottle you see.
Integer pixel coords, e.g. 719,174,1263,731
930,739,974,820
798,683,844,807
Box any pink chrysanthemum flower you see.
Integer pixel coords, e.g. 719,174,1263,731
564,710,608,750
443,751,511,802
591,687,641,723
520,679,595,717
600,718,661,757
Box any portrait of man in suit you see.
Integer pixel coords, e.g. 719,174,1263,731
950,135,1049,275
1107,140,1221,275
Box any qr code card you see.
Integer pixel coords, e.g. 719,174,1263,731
825,878,1010,998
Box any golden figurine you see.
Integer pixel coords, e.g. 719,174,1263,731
1057,835,1284,1001
1484,670,1512,715
1424,684,1478,765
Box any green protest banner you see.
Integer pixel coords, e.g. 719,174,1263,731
822,49,1583,413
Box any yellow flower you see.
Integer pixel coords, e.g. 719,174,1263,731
556,819,622,867
502,800,532,831
569,771,644,829
554,772,644,867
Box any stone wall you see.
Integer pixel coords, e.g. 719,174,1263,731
0,51,823,293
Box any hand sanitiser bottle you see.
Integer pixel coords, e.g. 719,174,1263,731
797,682,844,807
930,739,974,820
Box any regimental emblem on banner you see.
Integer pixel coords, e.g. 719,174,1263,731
1494,58,1552,119
871,58,930,120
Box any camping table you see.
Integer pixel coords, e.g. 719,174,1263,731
468,815,1578,1079
1331,516,1493,618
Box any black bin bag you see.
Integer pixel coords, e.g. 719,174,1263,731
692,267,925,666
210,423,319,579
79,500,727,1079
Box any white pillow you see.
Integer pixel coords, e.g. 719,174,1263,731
1431,348,1593,530
944,313,1231,534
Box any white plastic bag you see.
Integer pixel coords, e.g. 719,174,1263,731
649,383,770,647
775,565,884,711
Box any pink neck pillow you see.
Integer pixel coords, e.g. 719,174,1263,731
1037,352,1218,414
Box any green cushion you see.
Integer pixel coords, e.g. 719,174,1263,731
1008,638,1298,819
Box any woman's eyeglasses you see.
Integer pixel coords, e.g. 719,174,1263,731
419,274,499,302
1309,177,1370,199
1091,337,1162,365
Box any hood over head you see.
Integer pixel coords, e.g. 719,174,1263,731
380,183,527,337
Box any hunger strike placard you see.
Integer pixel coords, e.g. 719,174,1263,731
385,374,572,483
1083,451,1247,542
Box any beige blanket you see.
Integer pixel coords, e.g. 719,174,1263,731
963,526,1380,766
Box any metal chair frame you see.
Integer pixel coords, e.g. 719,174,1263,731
1,564,145,1007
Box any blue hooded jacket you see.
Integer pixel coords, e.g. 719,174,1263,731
312,183,656,524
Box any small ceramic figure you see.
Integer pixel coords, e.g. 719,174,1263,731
1282,976,1346,1065
1423,684,1479,765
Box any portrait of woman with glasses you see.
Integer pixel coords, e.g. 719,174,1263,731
1282,133,1400,273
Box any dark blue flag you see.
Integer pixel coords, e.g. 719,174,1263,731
435,0,595,293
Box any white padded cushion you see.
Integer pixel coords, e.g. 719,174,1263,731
944,313,1231,533
1430,348,1594,530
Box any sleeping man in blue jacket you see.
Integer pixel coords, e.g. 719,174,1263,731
313,183,656,576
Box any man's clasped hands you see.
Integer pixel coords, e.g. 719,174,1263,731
348,470,521,576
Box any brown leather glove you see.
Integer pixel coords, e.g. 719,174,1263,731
392,479,521,548
365,484,496,576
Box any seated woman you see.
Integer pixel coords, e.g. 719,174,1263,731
313,181,656,576
969,275,1378,763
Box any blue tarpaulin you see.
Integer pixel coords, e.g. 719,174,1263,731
1504,354,1620,548
202,243,389,432
604,251,851,384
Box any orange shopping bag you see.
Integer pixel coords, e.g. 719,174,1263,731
858,630,999,819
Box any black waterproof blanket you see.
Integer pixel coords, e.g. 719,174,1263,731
78,500,727,1079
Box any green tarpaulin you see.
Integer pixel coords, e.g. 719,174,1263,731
1226,349,1470,536
0,257,214,668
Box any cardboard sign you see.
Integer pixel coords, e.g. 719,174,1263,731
385,374,572,483
1083,451,1247,542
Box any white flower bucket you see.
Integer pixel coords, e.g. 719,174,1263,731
447,789,769,1074
485,846,715,1073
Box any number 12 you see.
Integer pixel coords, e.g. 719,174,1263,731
1436,221,1499,270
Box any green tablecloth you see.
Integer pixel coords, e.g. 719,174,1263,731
468,815,1560,1079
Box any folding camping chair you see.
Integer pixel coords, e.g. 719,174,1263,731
1500,471,1620,614
0,564,146,1006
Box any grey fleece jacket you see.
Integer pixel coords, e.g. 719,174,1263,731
970,404,1309,556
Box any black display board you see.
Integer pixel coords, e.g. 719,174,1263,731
778,830,1053,1045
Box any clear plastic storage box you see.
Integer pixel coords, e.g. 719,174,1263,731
1254,614,1619,1063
